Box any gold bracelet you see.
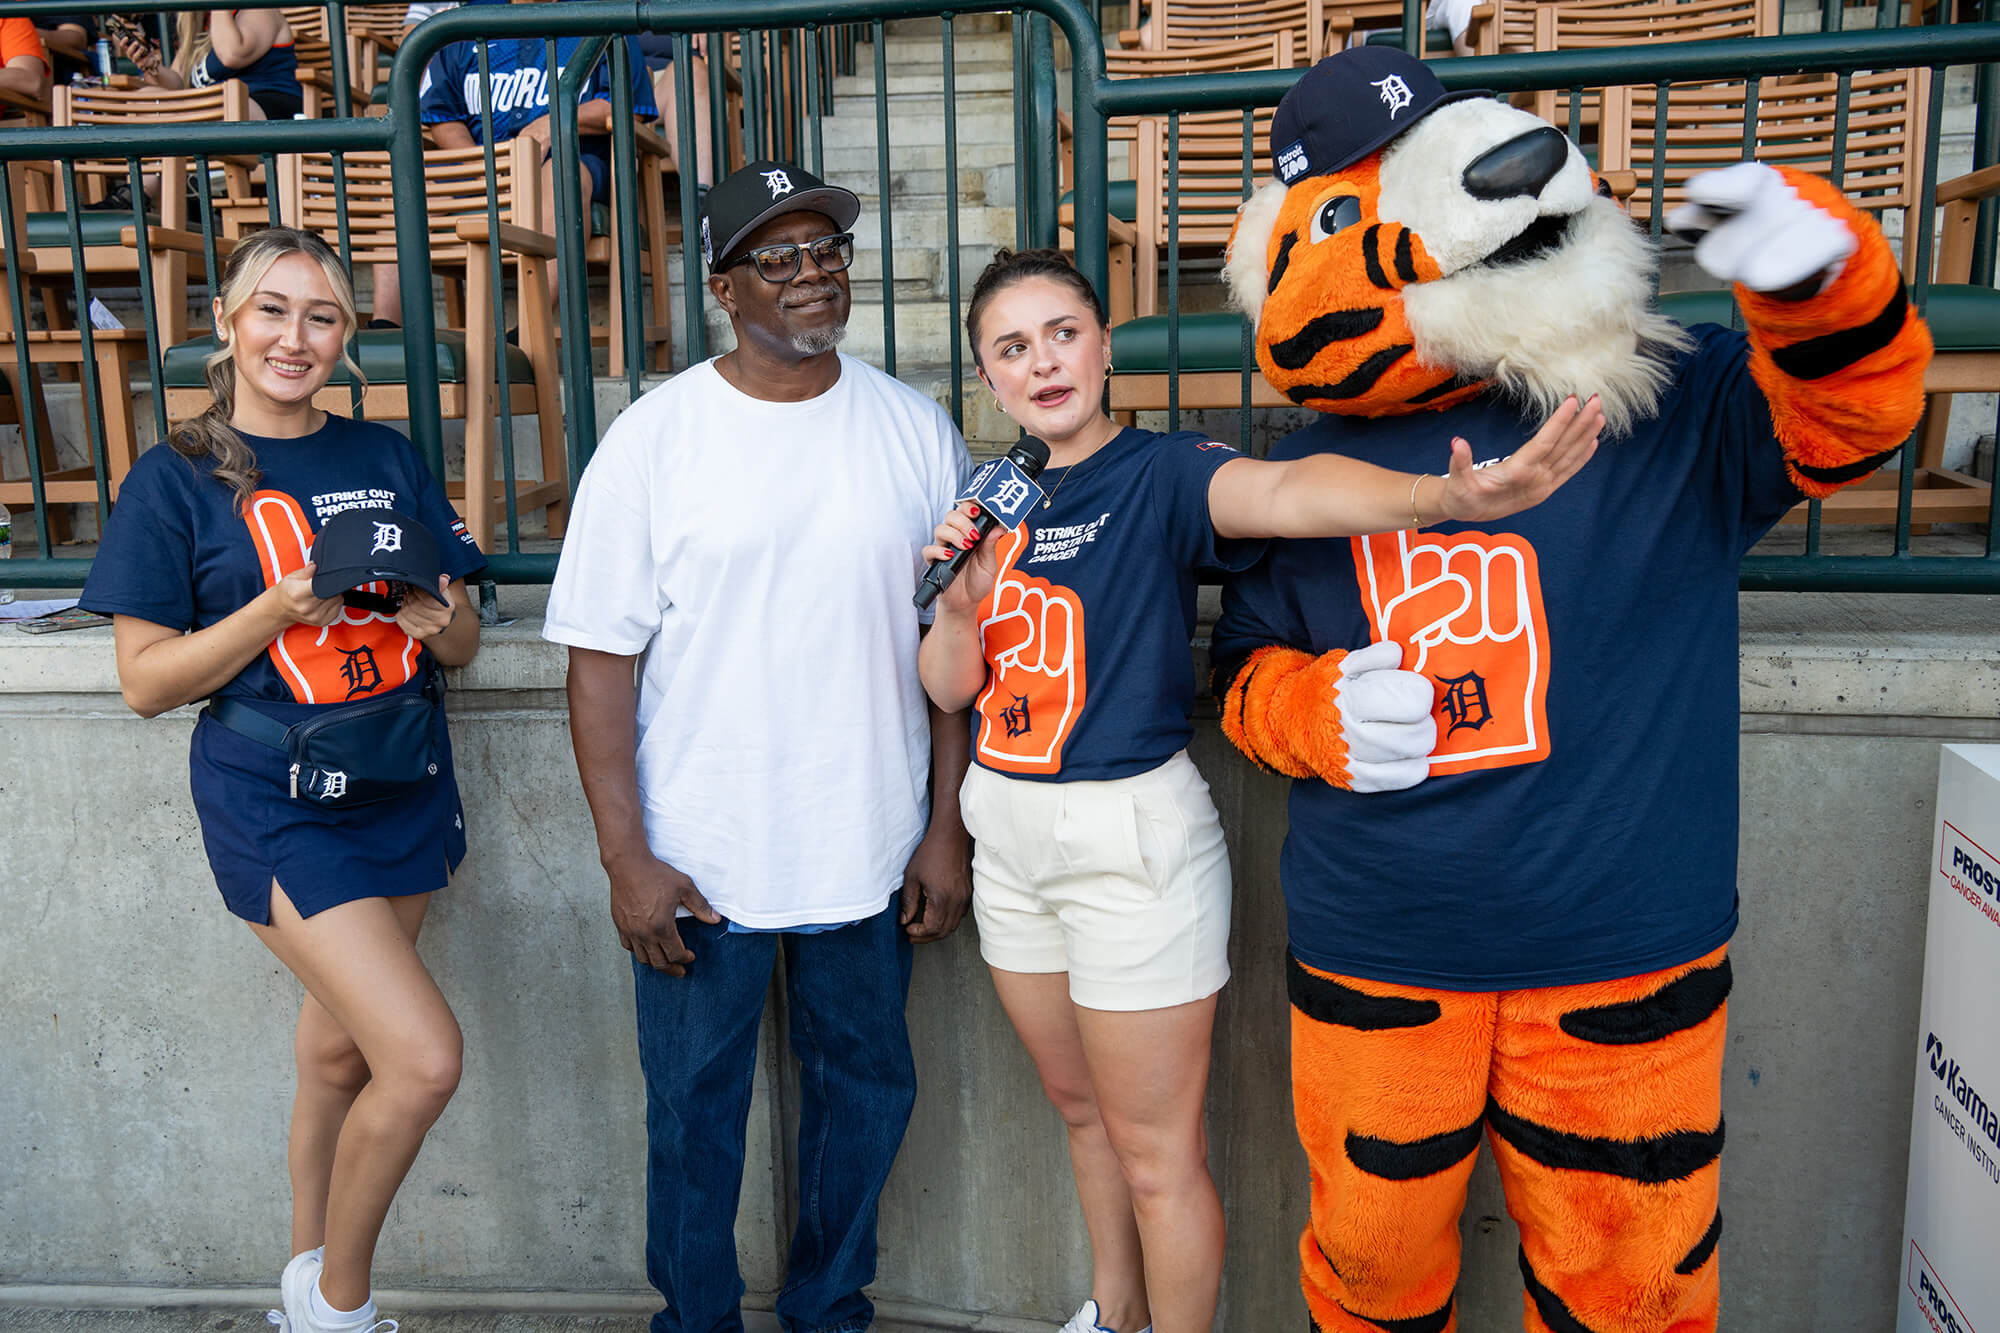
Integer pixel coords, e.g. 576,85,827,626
1408,473,1427,529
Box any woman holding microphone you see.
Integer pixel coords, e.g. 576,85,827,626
918,248,1603,1333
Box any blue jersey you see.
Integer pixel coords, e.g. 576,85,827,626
971,427,1261,782
80,416,485,705
420,25,656,146
1212,325,1803,991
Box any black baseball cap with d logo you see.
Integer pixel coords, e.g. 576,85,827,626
310,508,448,611
701,160,861,270
1270,47,1489,185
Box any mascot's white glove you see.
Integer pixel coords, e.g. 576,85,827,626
1666,162,1857,296
1332,641,1437,793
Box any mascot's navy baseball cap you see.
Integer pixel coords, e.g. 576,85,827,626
1270,47,1489,184
701,160,861,270
310,508,448,610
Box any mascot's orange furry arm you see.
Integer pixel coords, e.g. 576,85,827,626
1669,162,1932,498
1220,640,1434,792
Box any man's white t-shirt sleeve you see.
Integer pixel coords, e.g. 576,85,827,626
917,404,974,626
543,433,660,655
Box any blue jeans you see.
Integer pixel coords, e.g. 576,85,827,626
632,903,917,1333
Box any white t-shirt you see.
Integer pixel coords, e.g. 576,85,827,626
544,355,970,928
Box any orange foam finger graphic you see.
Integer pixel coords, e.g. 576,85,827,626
246,490,418,704
1354,529,1552,775
973,525,1088,776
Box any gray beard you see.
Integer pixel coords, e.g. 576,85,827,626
791,324,848,356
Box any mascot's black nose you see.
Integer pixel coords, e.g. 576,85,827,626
1462,127,1572,201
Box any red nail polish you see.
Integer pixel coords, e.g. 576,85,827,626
967,504,981,517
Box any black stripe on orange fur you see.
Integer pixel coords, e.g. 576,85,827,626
1558,958,1732,1046
1519,1248,1604,1333
1676,1210,1723,1275
1793,443,1902,487
1288,956,1443,1029
1770,278,1911,381
1346,1119,1485,1181
1485,1099,1725,1182
1269,230,1299,295
1270,308,1391,370
1406,372,1480,405
1363,224,1391,289
1393,229,1418,284
1285,344,1413,404
1341,1296,1456,1333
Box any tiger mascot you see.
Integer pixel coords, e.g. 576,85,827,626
1209,46,1930,1333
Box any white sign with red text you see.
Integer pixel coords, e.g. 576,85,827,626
1899,745,2000,1333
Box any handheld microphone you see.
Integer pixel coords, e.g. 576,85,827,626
913,435,1052,610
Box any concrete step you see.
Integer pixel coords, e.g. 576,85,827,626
851,241,1010,292
817,140,1023,172
836,69,1018,97
816,111,1016,150
823,164,995,202
867,28,1017,57
849,205,1016,251
831,92,1016,119
818,108,1019,147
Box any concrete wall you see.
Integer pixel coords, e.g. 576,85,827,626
4,593,1998,1331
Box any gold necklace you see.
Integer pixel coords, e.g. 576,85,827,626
1040,464,1071,510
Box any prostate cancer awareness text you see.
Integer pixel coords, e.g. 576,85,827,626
1026,513,1112,565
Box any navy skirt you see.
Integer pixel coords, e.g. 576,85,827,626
188,681,468,924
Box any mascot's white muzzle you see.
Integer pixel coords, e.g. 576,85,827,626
1377,100,1597,278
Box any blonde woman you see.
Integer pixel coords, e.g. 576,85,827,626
79,227,485,1333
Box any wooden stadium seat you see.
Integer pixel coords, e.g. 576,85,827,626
163,145,571,547
1516,0,1779,128
1603,68,1996,525
1122,0,1343,64
1059,36,1286,324
0,84,256,515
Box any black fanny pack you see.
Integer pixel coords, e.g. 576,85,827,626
204,664,445,807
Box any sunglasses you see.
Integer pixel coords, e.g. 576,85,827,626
722,232,856,283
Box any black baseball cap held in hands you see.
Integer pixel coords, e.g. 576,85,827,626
1270,47,1489,185
701,160,861,270
310,508,449,611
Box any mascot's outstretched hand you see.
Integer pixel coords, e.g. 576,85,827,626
1667,162,1857,296
1220,640,1437,792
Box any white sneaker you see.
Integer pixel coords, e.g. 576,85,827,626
265,1247,323,1331
1059,1300,1152,1333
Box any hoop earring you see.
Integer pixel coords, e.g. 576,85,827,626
994,396,1007,416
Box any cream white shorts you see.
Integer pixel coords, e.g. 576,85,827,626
960,750,1233,1012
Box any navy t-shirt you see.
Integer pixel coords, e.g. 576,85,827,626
971,427,1261,782
80,416,485,705
191,20,300,111
1212,326,1803,990
420,29,657,147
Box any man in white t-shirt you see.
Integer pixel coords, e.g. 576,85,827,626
544,161,972,1333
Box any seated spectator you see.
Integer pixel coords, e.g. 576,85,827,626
636,32,713,192
30,11,88,88
111,9,303,120
0,18,52,108
401,0,461,36
409,0,656,313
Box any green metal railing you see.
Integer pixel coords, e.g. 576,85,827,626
0,1,1995,592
